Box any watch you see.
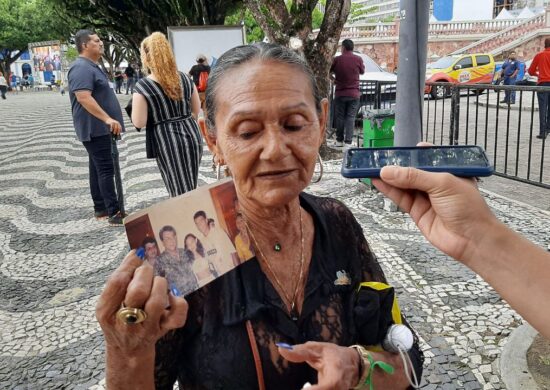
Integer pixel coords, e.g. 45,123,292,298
349,344,371,390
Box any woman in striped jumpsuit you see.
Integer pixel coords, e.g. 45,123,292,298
131,32,203,197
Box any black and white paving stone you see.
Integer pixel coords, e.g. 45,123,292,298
1,92,548,389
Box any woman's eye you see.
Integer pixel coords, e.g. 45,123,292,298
238,128,259,140
284,115,307,131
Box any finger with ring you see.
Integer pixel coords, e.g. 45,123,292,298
116,303,147,324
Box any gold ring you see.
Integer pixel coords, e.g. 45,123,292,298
116,303,147,324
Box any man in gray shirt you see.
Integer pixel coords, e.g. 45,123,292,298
68,30,125,225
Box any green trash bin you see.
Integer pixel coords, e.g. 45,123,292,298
362,109,395,185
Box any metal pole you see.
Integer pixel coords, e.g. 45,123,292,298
394,0,431,146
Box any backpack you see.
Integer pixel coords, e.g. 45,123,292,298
197,71,208,92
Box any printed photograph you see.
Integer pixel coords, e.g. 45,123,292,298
124,179,255,296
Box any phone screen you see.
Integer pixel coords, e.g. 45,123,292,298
346,146,490,169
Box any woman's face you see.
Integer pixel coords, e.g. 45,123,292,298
185,236,197,252
202,60,328,208
235,216,245,232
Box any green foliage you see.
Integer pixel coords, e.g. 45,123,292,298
65,46,78,62
47,0,242,63
225,8,264,43
0,0,69,76
0,0,62,51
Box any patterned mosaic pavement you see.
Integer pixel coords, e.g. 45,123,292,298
0,92,549,389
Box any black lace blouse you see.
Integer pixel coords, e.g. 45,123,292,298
154,193,423,389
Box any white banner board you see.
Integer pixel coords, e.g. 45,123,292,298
167,26,246,74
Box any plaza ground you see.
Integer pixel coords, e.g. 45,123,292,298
0,91,549,389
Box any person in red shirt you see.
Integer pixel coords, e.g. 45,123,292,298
528,38,550,139
330,39,365,148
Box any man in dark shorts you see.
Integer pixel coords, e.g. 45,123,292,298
68,29,125,225
330,39,365,149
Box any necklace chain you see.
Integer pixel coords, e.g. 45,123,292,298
246,207,305,317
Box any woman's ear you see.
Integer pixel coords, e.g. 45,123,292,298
198,117,224,162
318,98,329,148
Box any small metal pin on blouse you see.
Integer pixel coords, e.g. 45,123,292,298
334,270,351,286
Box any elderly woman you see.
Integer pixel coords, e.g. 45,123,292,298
96,43,423,389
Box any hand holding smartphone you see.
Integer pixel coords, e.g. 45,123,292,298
341,145,494,179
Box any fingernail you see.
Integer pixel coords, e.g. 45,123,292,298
276,342,294,350
135,247,145,260
170,284,182,297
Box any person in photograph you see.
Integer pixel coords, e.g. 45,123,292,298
44,54,53,72
193,210,238,273
53,54,61,71
207,218,215,229
97,43,422,389
156,225,198,295
141,236,159,268
184,233,217,286
233,213,254,262
131,32,203,197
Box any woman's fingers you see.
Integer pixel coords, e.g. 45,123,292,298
142,276,168,325
96,251,144,322
279,342,322,368
124,263,154,309
161,293,189,331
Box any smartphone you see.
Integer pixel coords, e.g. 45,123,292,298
341,145,494,178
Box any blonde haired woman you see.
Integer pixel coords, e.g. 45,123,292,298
132,32,203,197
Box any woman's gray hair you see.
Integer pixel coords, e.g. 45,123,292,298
204,43,322,134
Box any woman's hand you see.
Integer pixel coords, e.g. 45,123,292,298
278,342,360,390
372,163,500,263
96,250,188,387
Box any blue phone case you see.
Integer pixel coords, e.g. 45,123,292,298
341,146,494,179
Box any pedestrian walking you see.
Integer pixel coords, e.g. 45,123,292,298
124,65,135,94
330,39,365,148
131,32,203,197
10,74,18,95
0,73,7,99
189,54,211,109
68,29,125,225
528,38,550,139
500,51,518,105
114,70,123,94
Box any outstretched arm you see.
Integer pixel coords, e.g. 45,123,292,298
373,166,550,339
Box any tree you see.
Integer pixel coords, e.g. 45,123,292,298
244,0,351,100
225,8,265,43
0,0,65,78
48,0,242,64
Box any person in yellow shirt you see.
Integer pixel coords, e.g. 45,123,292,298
233,213,254,262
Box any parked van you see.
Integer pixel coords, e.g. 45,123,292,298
425,53,495,99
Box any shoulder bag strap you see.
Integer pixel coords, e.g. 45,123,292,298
246,320,266,390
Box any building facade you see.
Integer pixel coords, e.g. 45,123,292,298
351,0,548,22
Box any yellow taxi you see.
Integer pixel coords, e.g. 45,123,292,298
425,54,495,99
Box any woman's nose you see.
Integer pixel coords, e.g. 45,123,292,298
259,126,290,161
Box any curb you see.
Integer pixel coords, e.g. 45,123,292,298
476,101,539,112
500,323,540,390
